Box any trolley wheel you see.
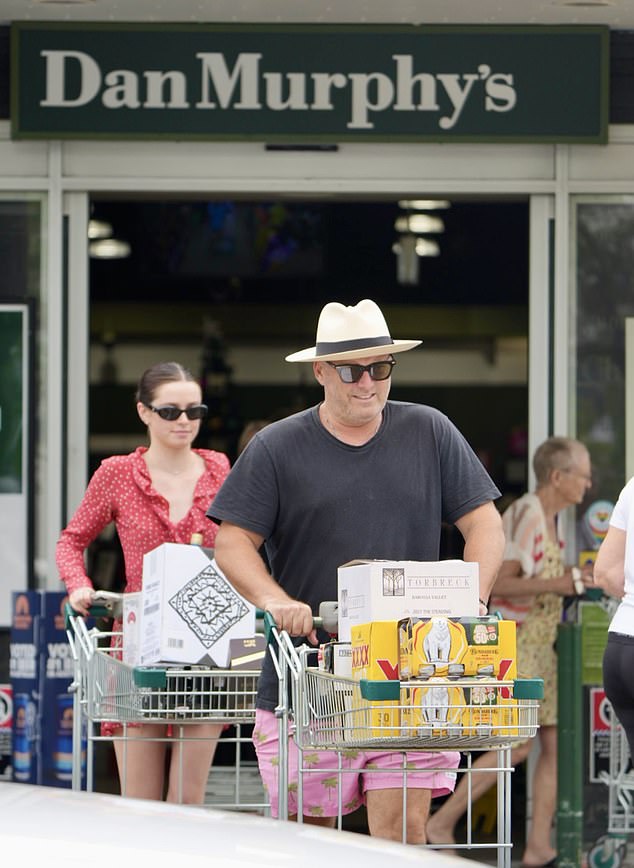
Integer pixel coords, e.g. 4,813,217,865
587,834,628,868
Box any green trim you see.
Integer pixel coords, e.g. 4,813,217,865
513,678,544,700
360,679,401,701
133,667,167,688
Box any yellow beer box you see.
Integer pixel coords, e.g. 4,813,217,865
350,621,400,739
398,616,517,681
401,679,466,737
401,678,520,738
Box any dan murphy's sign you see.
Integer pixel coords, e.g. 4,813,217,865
11,23,608,143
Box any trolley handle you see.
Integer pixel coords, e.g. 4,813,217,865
255,609,332,645
64,601,113,631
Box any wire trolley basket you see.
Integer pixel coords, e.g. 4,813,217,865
292,646,542,752
266,619,543,868
65,603,261,807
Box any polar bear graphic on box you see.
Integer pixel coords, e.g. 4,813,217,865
423,617,452,664
421,684,450,724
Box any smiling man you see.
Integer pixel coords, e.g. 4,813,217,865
208,298,504,843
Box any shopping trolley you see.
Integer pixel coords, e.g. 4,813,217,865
588,703,634,868
65,597,265,811
264,612,543,868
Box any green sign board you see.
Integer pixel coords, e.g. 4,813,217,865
0,308,24,493
0,303,30,625
11,23,609,143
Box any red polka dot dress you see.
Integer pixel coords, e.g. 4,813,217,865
57,446,230,594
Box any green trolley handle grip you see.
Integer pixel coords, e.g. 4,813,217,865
64,601,112,631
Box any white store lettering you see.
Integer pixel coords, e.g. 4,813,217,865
39,49,517,131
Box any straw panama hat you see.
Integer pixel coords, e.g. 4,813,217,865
285,299,422,363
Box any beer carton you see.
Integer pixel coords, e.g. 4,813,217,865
10,591,42,784
39,591,85,787
10,591,86,788
399,616,520,738
401,680,466,737
338,559,479,642
350,621,400,738
401,678,519,738
398,616,517,681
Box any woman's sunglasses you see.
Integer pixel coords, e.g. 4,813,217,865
145,403,208,421
326,359,396,384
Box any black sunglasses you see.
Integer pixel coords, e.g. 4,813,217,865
145,403,208,421
326,359,396,384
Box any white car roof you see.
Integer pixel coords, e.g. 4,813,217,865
0,782,483,866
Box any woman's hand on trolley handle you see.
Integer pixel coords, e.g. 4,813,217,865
262,596,318,645
68,587,96,617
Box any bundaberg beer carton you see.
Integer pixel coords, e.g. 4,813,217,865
398,616,519,737
399,616,517,680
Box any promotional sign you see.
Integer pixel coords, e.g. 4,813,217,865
11,23,608,143
0,683,13,779
589,686,611,783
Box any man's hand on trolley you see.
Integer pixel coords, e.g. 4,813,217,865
263,598,318,645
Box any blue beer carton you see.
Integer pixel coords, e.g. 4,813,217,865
40,591,86,787
10,591,42,784
10,590,86,787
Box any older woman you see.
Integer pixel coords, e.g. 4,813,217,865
427,436,593,868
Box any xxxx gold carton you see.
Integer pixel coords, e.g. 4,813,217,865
350,621,400,739
398,616,517,681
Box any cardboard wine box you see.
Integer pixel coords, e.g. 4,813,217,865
139,543,255,667
338,559,479,642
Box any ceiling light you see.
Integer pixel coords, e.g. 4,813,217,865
89,239,131,259
415,238,440,257
394,214,445,234
392,236,440,258
88,220,113,240
398,200,451,211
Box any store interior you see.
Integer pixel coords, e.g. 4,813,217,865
87,195,530,480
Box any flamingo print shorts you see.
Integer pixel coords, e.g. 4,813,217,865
253,708,459,819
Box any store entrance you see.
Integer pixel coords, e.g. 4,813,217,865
87,195,529,486
82,192,530,816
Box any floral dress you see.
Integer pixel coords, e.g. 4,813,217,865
515,538,563,725
491,492,564,727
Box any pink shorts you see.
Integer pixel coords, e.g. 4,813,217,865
253,708,459,818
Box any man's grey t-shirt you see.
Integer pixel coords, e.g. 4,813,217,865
208,400,500,709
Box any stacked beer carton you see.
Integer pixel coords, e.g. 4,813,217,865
332,559,518,742
9,590,86,787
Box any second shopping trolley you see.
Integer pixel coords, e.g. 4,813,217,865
266,615,543,868
65,600,266,811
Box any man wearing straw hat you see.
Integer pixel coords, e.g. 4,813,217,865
210,298,504,843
